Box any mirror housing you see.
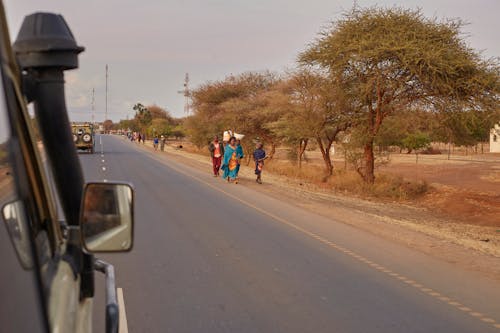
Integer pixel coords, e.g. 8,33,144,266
80,182,134,253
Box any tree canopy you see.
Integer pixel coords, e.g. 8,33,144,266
300,6,499,182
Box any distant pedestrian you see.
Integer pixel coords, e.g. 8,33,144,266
142,134,146,144
253,143,267,184
221,137,239,183
153,136,159,151
209,135,224,177
137,133,142,143
160,135,166,151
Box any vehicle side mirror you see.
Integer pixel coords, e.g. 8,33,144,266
80,182,134,253
2,200,33,269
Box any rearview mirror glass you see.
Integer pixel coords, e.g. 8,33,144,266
2,200,33,269
80,182,134,252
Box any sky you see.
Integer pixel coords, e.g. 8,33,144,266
4,0,499,122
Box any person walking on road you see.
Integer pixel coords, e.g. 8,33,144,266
209,135,224,177
153,136,159,151
253,142,267,184
235,139,244,180
221,137,239,183
160,135,166,151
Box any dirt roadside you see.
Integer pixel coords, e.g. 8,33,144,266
130,138,500,281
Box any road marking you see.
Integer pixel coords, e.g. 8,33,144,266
117,287,129,333
482,318,496,323
100,136,107,181
142,144,500,331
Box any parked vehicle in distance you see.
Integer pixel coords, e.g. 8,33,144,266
72,123,95,153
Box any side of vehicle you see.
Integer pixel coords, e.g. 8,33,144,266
72,123,95,153
0,4,133,333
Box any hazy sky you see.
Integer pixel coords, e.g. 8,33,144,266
4,0,499,121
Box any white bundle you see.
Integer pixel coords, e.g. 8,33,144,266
222,130,232,142
234,133,245,140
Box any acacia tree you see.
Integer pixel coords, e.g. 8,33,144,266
300,7,499,183
103,119,114,132
187,71,282,153
132,103,152,134
282,69,352,175
266,82,311,168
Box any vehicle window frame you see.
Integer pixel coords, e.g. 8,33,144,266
0,44,62,253
0,5,57,331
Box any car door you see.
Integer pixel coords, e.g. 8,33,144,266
0,16,48,332
0,5,92,332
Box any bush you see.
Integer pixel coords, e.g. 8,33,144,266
263,159,429,201
401,132,431,153
331,170,428,200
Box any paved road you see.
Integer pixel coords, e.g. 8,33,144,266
81,135,500,333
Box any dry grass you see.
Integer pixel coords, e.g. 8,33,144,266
264,159,429,201
331,170,429,200
173,140,429,201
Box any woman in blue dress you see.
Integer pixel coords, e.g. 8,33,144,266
235,139,244,180
221,137,239,183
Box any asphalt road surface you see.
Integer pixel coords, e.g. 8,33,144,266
82,135,500,333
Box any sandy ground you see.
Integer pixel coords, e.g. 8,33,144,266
275,147,500,227
379,154,500,227
129,137,500,282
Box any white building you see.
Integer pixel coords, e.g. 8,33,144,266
490,124,500,153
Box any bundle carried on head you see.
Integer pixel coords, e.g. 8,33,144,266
223,130,232,142
234,133,245,140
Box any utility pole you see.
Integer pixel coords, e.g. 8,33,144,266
105,64,108,121
177,73,190,115
91,88,95,124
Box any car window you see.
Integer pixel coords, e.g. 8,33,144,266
0,63,46,332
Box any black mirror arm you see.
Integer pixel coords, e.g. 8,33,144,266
94,259,119,333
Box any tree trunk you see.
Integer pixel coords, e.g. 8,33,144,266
363,141,375,184
269,143,276,159
344,148,347,170
297,139,308,169
316,137,333,176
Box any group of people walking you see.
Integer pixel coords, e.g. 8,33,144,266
128,132,146,143
153,135,166,151
128,132,167,151
209,135,267,184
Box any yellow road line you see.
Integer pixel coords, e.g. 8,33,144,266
139,143,500,331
